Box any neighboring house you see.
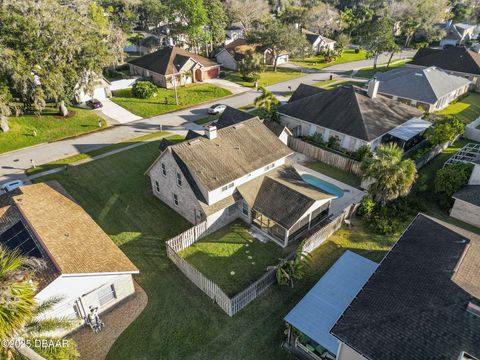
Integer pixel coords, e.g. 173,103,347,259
146,118,335,247
74,76,112,103
213,106,292,145
303,29,336,52
0,182,139,336
215,39,289,71
224,25,244,45
409,46,480,89
440,21,477,47
330,214,480,360
278,84,427,152
371,66,470,112
451,159,480,228
128,46,220,88
284,251,377,360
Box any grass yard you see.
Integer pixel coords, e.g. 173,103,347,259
0,105,106,154
315,79,366,90
32,135,399,360
435,92,480,124
291,49,367,70
179,220,288,296
351,59,410,78
305,161,362,188
224,67,303,88
111,83,232,118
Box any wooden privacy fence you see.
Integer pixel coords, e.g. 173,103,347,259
288,137,362,176
166,204,358,315
301,203,359,255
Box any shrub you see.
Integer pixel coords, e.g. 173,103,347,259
425,116,464,146
327,135,341,150
358,196,376,219
352,145,372,161
412,41,429,49
219,71,226,78
132,81,158,99
354,48,360,54
434,163,473,208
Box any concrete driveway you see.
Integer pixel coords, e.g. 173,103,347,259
98,98,142,124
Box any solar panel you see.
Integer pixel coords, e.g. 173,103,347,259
0,221,43,258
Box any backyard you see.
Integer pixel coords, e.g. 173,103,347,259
0,105,106,154
179,220,289,296
224,67,304,88
435,92,480,124
291,49,367,70
111,83,232,118
32,137,398,360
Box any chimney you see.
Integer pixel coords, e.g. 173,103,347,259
367,77,380,98
205,124,217,140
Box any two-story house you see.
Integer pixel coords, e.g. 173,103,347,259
146,118,335,247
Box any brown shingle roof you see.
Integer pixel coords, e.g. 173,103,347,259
128,46,218,75
13,183,138,275
165,118,293,191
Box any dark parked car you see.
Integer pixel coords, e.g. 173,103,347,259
86,99,103,109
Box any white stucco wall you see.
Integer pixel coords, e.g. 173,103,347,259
36,273,135,336
215,50,238,71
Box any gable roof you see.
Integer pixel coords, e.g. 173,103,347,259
128,46,218,75
375,66,470,104
410,47,480,75
215,106,254,128
288,83,326,103
279,85,423,142
11,183,138,275
237,166,334,229
302,29,335,45
285,251,377,354
453,185,480,207
151,118,293,192
331,214,480,360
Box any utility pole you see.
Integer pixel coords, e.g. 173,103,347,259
173,74,179,105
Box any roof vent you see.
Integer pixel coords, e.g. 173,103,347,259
467,302,480,318
188,138,201,145
233,123,245,129
414,73,423,77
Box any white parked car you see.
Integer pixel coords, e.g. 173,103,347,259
1,180,24,193
208,104,227,115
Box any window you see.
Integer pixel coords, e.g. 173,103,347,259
98,285,116,306
176,172,182,187
155,180,160,192
221,182,234,192
173,193,179,206
161,163,167,177
242,201,249,216
264,163,275,171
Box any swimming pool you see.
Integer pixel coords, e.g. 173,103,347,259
301,174,345,198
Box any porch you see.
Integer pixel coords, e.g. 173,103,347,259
382,118,432,152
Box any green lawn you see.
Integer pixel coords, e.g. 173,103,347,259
291,49,367,70
304,161,362,188
0,105,106,154
352,59,410,78
315,79,366,90
435,92,480,124
25,132,181,176
179,220,288,296
32,135,399,360
111,84,232,118
224,67,304,88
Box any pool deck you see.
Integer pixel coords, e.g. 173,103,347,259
294,164,366,217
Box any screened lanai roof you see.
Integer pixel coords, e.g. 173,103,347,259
387,118,432,141
284,251,377,354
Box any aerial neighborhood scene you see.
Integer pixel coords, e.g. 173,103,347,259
2,0,480,359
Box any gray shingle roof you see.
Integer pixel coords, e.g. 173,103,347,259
454,185,480,207
375,66,470,104
279,85,423,141
215,106,254,128
128,46,218,75
331,214,480,360
410,47,480,76
288,83,326,103
167,118,293,191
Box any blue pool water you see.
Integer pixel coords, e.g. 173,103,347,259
301,174,345,198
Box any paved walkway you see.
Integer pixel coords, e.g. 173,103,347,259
71,282,148,360
0,50,414,183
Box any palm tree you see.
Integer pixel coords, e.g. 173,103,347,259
0,245,79,360
361,143,417,206
268,243,311,288
254,87,280,122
